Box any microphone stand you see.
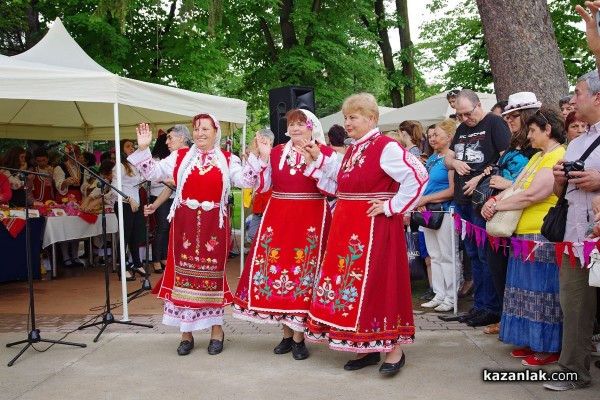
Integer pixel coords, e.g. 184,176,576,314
2,166,87,366
127,180,152,302
53,150,153,342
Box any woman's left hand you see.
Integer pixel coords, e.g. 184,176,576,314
490,175,511,190
301,139,321,160
366,199,386,217
481,199,496,221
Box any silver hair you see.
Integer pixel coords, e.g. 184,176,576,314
256,128,275,143
577,70,600,96
168,124,192,146
456,89,481,107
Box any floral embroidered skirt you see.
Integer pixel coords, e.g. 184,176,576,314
232,196,330,332
306,200,415,353
499,234,562,353
154,206,232,332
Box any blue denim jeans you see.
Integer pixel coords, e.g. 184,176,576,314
455,203,501,314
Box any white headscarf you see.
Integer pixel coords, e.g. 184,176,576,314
279,109,326,170
168,114,230,228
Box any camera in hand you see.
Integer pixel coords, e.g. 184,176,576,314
563,160,585,178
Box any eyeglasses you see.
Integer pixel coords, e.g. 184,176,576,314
455,103,479,120
504,112,521,121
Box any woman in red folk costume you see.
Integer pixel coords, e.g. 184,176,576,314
306,93,429,375
129,114,244,356
232,109,338,361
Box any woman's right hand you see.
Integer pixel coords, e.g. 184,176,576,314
257,135,272,163
135,123,153,151
144,204,155,216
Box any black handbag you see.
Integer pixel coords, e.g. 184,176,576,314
410,202,444,230
541,135,600,242
471,165,501,218
541,186,568,242
405,230,427,280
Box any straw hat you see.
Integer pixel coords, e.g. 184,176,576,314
502,92,542,115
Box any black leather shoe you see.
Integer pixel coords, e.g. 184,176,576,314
273,337,293,354
457,309,485,323
466,311,500,327
343,352,381,371
379,352,406,375
177,337,194,356
291,340,309,360
207,333,224,355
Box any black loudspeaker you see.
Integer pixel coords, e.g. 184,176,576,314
269,86,315,145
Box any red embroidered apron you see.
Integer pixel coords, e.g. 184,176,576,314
233,144,333,318
307,134,415,351
156,150,233,308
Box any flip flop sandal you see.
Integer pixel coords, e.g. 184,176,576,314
483,322,500,334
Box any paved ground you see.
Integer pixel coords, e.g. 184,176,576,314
1,261,599,399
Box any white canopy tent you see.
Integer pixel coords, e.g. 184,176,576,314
320,106,396,134
0,19,248,320
378,92,498,131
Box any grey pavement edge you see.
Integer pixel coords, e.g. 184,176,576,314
1,327,599,400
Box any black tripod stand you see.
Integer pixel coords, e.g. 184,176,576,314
63,151,152,342
2,166,86,366
127,180,152,302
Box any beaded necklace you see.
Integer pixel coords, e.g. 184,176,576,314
285,147,306,175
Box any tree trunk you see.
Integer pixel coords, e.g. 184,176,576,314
367,0,402,108
396,0,415,105
475,0,568,106
25,0,40,50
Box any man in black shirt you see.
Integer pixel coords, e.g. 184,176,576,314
444,89,511,327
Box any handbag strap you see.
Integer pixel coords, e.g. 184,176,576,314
556,134,600,201
579,134,600,163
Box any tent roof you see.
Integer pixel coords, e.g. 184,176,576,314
378,92,498,131
320,106,395,133
0,19,246,140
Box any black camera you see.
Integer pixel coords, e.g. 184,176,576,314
563,159,585,178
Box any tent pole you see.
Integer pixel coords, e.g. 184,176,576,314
240,124,247,276
113,102,130,321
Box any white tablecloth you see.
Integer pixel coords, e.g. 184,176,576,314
43,214,118,248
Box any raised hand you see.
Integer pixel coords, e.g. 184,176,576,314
301,139,321,162
256,134,272,163
135,123,153,151
576,1,600,66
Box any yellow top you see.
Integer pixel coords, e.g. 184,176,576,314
515,146,565,234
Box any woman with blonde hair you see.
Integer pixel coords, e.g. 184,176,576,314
307,93,428,375
417,119,461,312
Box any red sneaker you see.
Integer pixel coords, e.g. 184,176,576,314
510,348,534,358
521,353,560,366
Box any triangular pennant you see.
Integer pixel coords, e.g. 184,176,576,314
488,234,496,251
474,225,482,247
583,241,597,267
554,242,565,267
422,210,432,225
525,240,537,262
566,243,576,268
501,238,509,256
511,238,522,259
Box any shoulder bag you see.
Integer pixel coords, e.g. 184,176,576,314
411,156,445,230
541,135,600,242
486,154,542,238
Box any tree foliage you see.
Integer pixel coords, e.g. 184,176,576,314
418,0,595,93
